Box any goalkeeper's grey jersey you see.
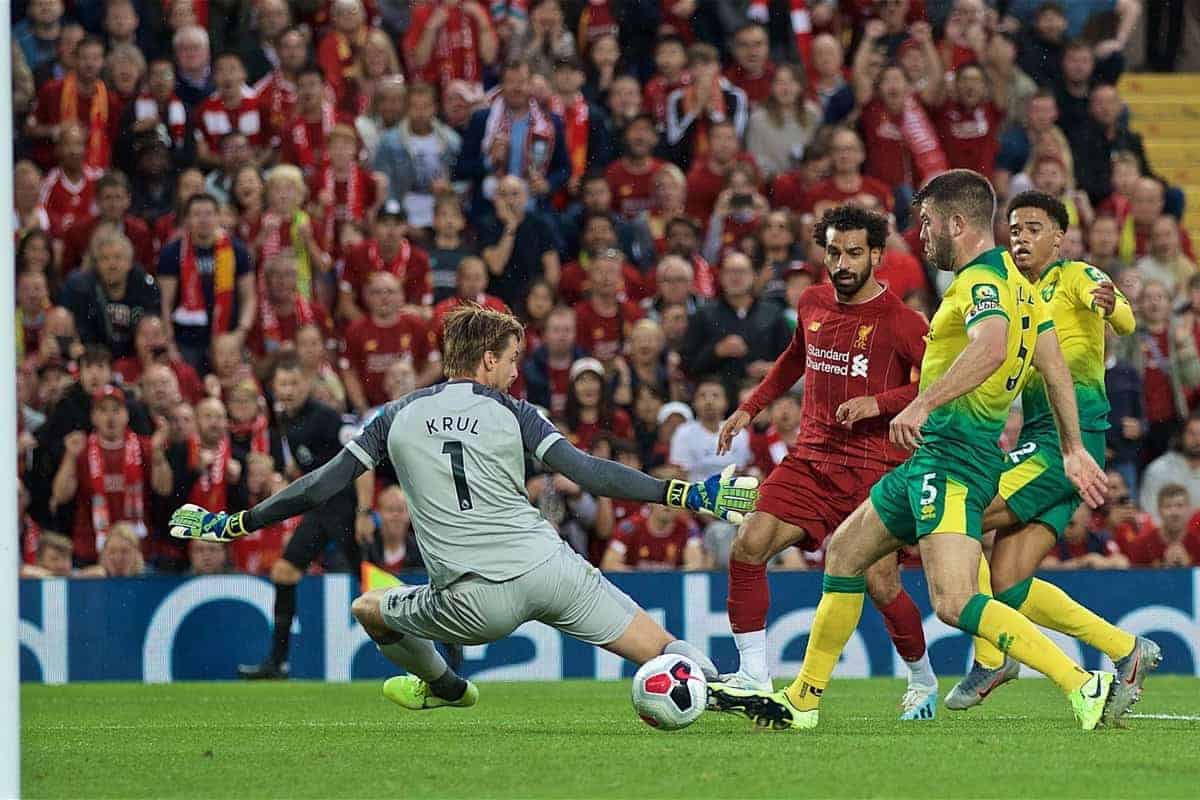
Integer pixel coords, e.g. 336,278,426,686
347,380,565,589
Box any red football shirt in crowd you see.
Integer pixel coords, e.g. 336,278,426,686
573,299,644,362
605,158,664,219
246,299,334,357
859,99,913,190
339,314,437,407
113,357,206,404
40,166,102,241
571,410,634,451
340,239,434,310
685,153,759,223
254,72,298,146
557,260,650,306
611,510,701,569
799,175,895,216
60,213,156,274
932,100,1003,177
1141,329,1177,424
739,283,928,470
875,250,930,301
194,88,267,153
724,63,776,106
70,435,155,564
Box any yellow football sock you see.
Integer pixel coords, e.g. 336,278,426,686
999,577,1136,662
785,575,865,711
959,594,1090,695
972,557,1005,669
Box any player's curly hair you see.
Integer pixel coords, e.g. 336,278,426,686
1007,190,1070,232
812,205,889,250
442,304,525,378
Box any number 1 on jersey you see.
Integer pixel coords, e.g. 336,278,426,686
442,440,474,511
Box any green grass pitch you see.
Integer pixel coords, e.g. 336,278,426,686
21,677,1200,799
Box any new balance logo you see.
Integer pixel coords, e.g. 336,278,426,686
850,354,869,378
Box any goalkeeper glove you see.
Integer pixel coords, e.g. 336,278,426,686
666,464,759,524
169,503,250,543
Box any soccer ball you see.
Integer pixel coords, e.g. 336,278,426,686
631,654,707,730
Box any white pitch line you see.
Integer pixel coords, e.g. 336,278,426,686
1125,713,1200,721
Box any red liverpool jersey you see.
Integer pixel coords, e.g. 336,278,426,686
739,283,928,470
611,510,701,570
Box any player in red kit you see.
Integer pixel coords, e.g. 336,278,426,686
714,206,940,720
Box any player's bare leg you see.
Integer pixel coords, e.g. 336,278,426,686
238,558,303,679
601,610,718,679
725,510,808,690
350,589,478,710
865,556,938,719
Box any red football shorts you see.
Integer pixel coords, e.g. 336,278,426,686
754,455,889,550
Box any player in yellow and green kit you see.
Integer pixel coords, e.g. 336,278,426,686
946,191,1162,722
708,170,1112,732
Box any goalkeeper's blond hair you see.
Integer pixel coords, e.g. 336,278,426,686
441,304,525,378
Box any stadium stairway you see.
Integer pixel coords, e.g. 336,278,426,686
1120,73,1200,244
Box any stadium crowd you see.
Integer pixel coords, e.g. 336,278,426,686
13,0,1200,580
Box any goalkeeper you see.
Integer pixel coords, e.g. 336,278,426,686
172,305,758,710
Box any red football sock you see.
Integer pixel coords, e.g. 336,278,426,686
728,559,770,633
875,590,926,662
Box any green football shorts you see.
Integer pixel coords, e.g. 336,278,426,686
870,439,1003,545
997,428,1107,539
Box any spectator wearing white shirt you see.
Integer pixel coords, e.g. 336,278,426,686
669,376,750,482
670,376,750,567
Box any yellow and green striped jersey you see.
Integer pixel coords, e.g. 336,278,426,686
920,247,1050,447
1020,259,1136,435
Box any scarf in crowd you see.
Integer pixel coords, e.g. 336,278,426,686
332,30,364,82
87,430,145,551
432,5,480,88
577,0,618,46
188,435,231,510
258,290,316,353
548,93,590,181
365,238,414,285
231,413,270,454
134,91,187,147
747,0,812,66
319,163,367,250
61,72,110,169
21,515,41,566
290,102,338,171
259,209,314,298
898,95,948,184
176,231,235,332
482,94,556,178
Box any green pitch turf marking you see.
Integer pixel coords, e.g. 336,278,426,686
21,678,1200,800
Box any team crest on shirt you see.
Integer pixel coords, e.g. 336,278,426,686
971,283,1000,311
808,320,821,332
365,339,377,351
854,324,875,349
1084,266,1108,283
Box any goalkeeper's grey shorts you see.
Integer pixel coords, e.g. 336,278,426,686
379,542,639,646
